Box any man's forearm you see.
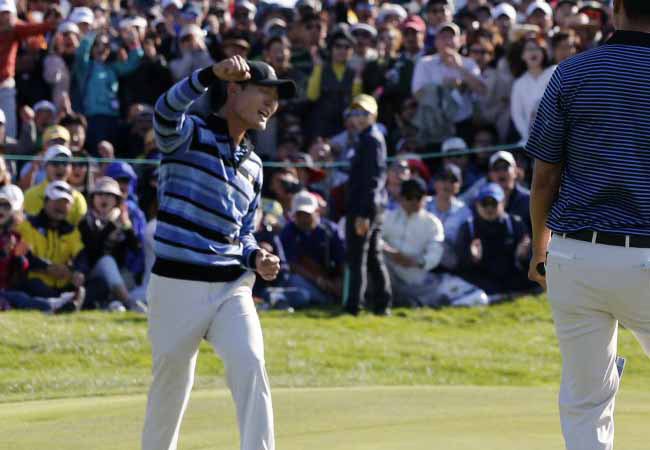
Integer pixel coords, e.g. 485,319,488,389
530,159,563,256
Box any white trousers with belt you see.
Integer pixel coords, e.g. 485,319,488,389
141,273,274,450
547,236,650,450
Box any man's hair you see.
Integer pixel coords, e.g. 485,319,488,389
264,35,290,51
623,0,650,18
59,113,88,130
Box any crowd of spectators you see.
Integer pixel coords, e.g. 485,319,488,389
0,0,614,313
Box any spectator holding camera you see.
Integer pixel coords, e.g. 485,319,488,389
73,27,143,153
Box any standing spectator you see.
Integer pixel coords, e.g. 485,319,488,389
427,163,471,271
456,183,531,295
73,28,143,153
412,22,486,142
0,109,18,161
79,177,145,312
349,23,378,74
0,0,58,139
43,21,81,104
344,94,392,316
169,25,214,81
59,112,87,153
385,158,411,211
23,144,87,225
383,177,445,307
492,3,518,42
526,1,554,34
510,35,556,143
554,0,580,29
17,100,57,156
423,0,454,54
280,190,345,306
307,26,361,138
380,16,423,129
550,30,578,64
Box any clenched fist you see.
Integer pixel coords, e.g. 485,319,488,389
212,56,252,82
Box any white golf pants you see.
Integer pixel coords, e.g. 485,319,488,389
546,235,650,450
141,273,274,450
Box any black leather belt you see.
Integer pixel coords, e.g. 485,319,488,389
556,230,650,248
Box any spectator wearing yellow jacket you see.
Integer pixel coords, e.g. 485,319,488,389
23,144,87,226
18,181,86,299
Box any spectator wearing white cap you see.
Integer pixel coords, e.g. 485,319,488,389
68,6,95,35
377,3,407,28
17,180,87,306
349,23,378,74
439,136,481,191
510,35,556,143
44,22,81,103
412,21,486,142
72,27,143,153
493,2,518,41
487,150,531,230
526,1,553,34
233,0,257,34
0,0,59,139
23,144,88,225
169,24,214,81
279,190,345,307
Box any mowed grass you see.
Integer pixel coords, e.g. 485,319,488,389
2,386,650,450
1,296,649,403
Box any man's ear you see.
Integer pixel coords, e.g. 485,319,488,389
226,81,243,97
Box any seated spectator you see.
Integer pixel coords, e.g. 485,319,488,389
280,190,344,306
460,151,531,230
0,183,82,312
79,177,145,312
383,177,445,307
17,181,89,304
439,137,481,192
18,124,71,189
104,161,147,287
487,151,531,230
23,144,88,225
456,183,531,295
426,163,471,271
385,158,411,211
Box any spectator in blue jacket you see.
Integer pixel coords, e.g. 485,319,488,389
281,190,345,307
73,28,143,153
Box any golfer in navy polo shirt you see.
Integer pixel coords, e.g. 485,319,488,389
527,1,650,449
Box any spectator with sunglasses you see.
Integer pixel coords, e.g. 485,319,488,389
456,183,532,295
307,26,362,138
344,94,392,316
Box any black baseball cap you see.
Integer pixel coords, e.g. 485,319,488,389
246,60,296,99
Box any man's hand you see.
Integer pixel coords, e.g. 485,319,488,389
47,263,71,280
71,271,85,288
470,238,482,263
440,48,463,70
255,249,280,281
212,56,251,82
354,217,370,237
528,252,547,291
516,235,531,260
390,252,419,268
19,105,35,125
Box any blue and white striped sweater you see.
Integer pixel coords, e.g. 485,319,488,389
152,67,262,281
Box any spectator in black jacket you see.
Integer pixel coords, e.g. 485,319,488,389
344,94,392,316
456,183,531,295
78,177,145,312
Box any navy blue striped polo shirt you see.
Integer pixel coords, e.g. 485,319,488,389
151,67,262,282
526,31,650,235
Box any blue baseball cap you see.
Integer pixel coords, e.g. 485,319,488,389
477,183,505,203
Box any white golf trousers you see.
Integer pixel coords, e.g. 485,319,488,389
141,273,274,450
546,235,650,450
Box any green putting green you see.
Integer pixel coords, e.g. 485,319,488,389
2,386,649,450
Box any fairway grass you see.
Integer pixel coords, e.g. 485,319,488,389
2,386,650,450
